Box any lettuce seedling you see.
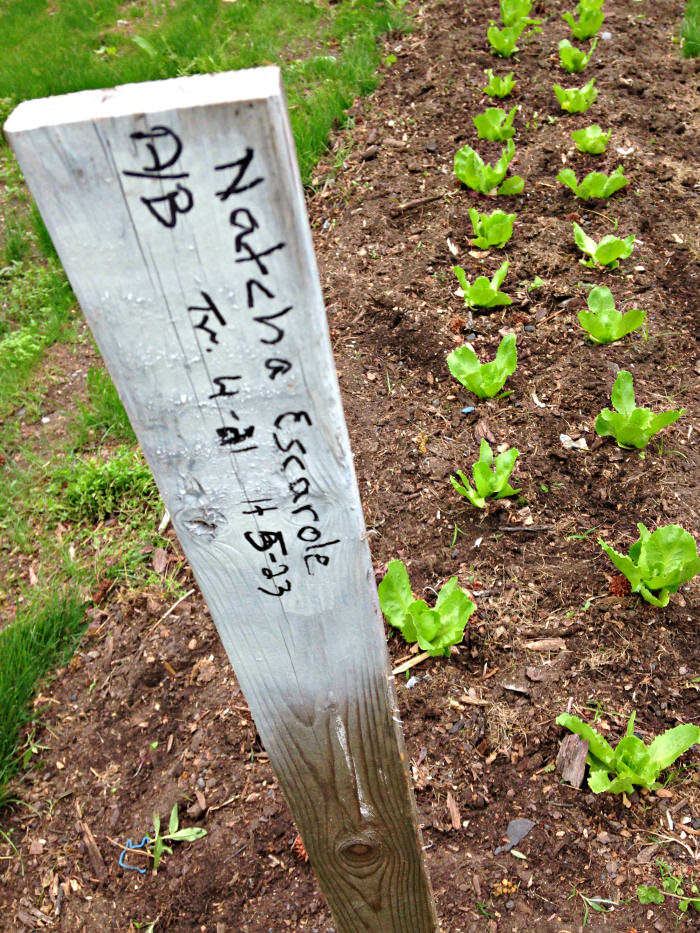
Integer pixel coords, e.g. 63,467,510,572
454,138,524,195
483,69,516,98
468,208,516,249
578,286,646,344
595,370,683,449
378,560,476,657
557,165,628,200
571,124,611,154
553,77,598,113
451,439,520,508
500,0,539,26
473,105,519,142
572,221,635,269
487,20,536,57
599,523,700,607
447,333,517,398
453,260,511,309
562,7,604,40
558,37,597,73
556,711,700,794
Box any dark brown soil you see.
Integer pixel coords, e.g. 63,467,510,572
2,1,699,931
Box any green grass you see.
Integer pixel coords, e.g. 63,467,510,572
0,590,87,802
49,445,160,524
682,0,700,56
73,365,136,447
0,0,408,182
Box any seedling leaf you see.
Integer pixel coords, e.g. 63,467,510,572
553,78,598,113
451,439,520,508
557,712,700,793
453,260,512,309
572,222,635,269
557,165,628,200
473,105,519,141
562,7,604,39
598,523,700,606
454,139,521,194
578,286,646,343
558,37,597,72
447,333,517,398
483,69,516,97
378,561,475,657
571,124,611,153
595,370,683,448
468,208,516,249
500,0,538,26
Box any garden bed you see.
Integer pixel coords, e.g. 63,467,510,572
1,0,699,930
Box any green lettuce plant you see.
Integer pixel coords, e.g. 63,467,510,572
562,6,604,40
578,286,646,343
473,105,518,141
558,37,597,72
598,523,700,607
572,221,635,269
454,138,524,195
453,260,511,309
556,711,700,793
447,333,517,398
571,124,611,153
451,439,520,508
595,370,683,449
468,208,516,249
483,69,516,97
487,20,536,57
557,165,628,200
553,77,598,112
378,560,476,657
500,0,538,26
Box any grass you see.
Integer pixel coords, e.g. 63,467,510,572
0,590,87,803
0,0,408,183
0,0,408,802
682,0,700,57
73,365,136,448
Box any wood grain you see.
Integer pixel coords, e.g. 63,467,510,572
5,68,438,932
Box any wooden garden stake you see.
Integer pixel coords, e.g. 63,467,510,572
4,68,438,932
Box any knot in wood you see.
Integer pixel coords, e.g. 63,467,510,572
180,507,227,541
336,831,383,876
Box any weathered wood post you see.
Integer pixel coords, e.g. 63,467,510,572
5,68,438,931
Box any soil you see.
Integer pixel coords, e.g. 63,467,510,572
1,1,700,931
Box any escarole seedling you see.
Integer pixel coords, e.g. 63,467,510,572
487,19,538,58
572,221,635,269
468,208,516,249
453,260,511,309
500,0,539,26
562,2,604,40
553,77,598,113
473,105,519,142
557,165,628,200
483,69,516,98
378,560,476,657
454,138,524,195
599,523,700,607
556,711,700,794
558,37,597,73
595,370,683,449
447,333,517,398
451,439,520,509
578,286,646,343
571,124,611,154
